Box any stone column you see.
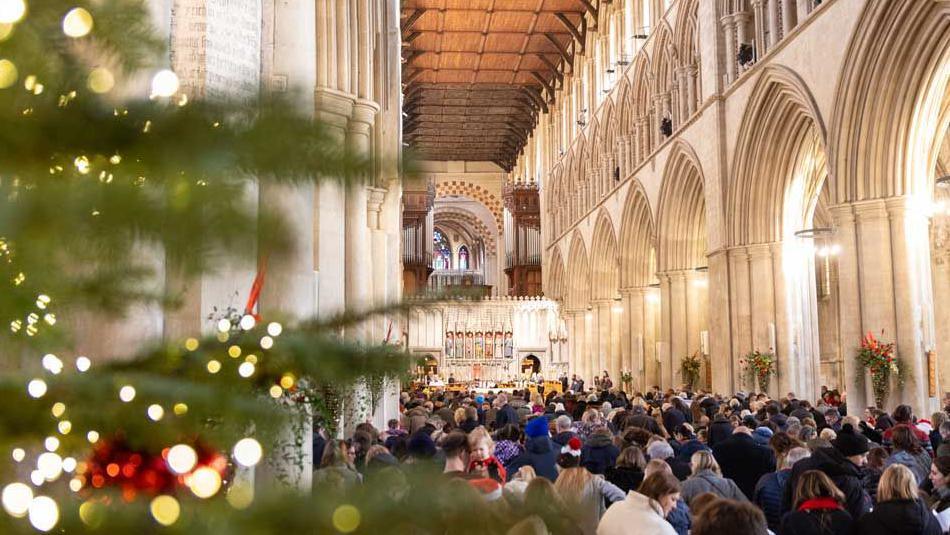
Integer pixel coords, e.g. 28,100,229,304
729,247,753,389
720,15,737,84
781,0,796,36
708,249,734,393
596,299,611,379
932,215,950,390
830,204,867,411
659,273,675,387
797,0,812,23
769,0,781,47
885,198,937,413
687,66,699,116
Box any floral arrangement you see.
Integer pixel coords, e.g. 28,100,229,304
681,352,702,390
741,349,775,393
856,331,902,408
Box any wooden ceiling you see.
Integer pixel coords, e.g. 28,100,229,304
401,0,595,171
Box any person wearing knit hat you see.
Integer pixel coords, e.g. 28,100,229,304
784,423,872,520
506,416,559,481
406,429,437,460
833,423,870,458
753,426,774,446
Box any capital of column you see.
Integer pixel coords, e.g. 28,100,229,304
732,12,752,24
366,186,387,214
851,198,888,222
619,286,647,298
745,242,774,259
314,88,355,134
828,203,856,226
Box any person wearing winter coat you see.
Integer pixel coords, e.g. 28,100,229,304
581,427,620,475
554,464,626,535
856,464,942,535
597,471,681,535
552,415,580,448
885,424,933,486
784,424,872,521
780,469,854,535
712,426,776,498
680,450,747,504
493,394,519,430
755,446,811,532
928,455,950,532
506,416,559,481
662,403,687,435
707,414,734,447
647,439,691,481
605,445,646,493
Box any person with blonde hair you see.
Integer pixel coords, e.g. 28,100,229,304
597,471,680,535
467,426,506,482
780,469,853,535
312,439,362,491
855,464,941,535
553,464,625,535
680,450,746,504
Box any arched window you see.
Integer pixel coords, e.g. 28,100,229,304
433,229,452,270
458,245,470,270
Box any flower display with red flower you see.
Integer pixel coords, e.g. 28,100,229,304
740,350,775,394
857,331,901,408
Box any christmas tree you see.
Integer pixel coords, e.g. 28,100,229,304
0,1,414,531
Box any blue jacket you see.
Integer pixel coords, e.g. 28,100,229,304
506,435,559,481
666,498,691,535
754,468,791,532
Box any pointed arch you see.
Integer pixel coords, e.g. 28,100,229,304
728,65,829,246
566,231,591,309
589,210,620,300
657,141,707,272
831,0,950,202
546,246,567,303
649,21,676,96
619,180,657,288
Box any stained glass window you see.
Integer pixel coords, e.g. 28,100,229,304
458,245,470,270
433,229,451,270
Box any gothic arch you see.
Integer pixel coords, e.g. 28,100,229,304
619,180,657,288
547,247,567,303
566,231,591,309
832,0,950,202
589,210,621,300
728,65,829,246
657,141,706,272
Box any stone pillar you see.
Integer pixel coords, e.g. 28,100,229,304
596,300,611,379
932,214,950,390
781,0,796,36
659,273,674,387
767,0,781,49
720,16,737,84
584,307,595,382
885,198,937,413
797,0,812,23
831,204,867,411
687,66,699,116
729,247,753,389
708,250,734,393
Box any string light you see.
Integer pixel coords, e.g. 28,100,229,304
267,322,283,337
147,404,164,421
150,69,179,98
232,438,262,467
86,431,99,443
36,452,63,481
228,345,241,358
188,467,221,498
239,314,255,330
51,402,65,418
166,444,197,474
62,7,93,38
75,356,91,372
216,318,231,333
260,336,273,350
57,420,71,434
268,385,282,398
41,354,62,374
87,67,114,94
28,496,59,532
78,500,104,528
206,360,221,374
332,504,361,533
0,0,26,24
27,379,47,398
184,338,199,351
238,362,255,378
61,457,76,473
2,482,32,517
0,58,17,88
173,403,188,416
150,495,180,526
118,385,136,402
12,448,25,462
44,437,58,452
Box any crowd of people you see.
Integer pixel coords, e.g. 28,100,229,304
311,379,950,534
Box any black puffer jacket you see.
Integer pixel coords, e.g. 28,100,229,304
580,432,620,475
784,447,871,520
855,498,942,535
604,465,644,494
